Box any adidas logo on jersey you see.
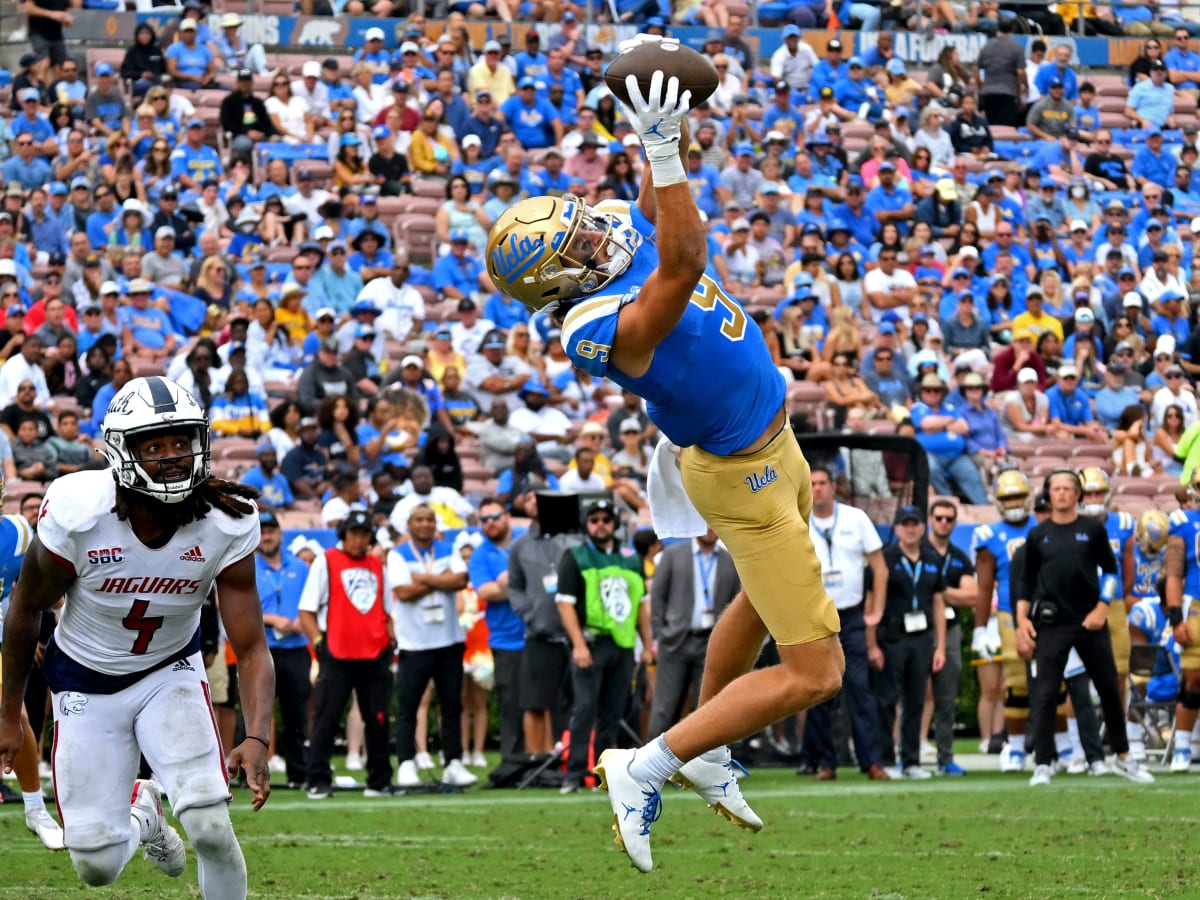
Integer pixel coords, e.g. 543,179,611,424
179,545,206,562
171,659,195,673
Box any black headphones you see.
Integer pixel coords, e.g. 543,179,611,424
337,509,375,543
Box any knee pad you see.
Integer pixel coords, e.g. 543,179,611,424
71,844,131,887
178,803,238,858
1180,690,1200,711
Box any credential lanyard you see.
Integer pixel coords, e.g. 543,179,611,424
901,556,921,611
697,550,716,611
813,505,838,571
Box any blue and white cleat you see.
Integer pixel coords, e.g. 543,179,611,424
593,748,662,873
670,755,763,832
1170,746,1192,773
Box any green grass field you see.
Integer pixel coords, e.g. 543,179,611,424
2,756,1198,899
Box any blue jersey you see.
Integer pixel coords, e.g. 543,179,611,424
1128,597,1180,701
1169,508,1200,599
1104,511,1135,587
0,514,36,639
560,200,784,454
1130,543,1165,601
971,517,1034,615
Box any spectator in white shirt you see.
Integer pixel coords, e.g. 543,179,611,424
559,446,607,492
389,465,477,536
321,469,368,527
0,334,52,411
507,379,573,461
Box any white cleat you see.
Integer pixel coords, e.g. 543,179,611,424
1000,744,1027,773
344,752,364,772
268,755,287,774
1087,760,1110,777
1112,755,1156,784
901,765,932,780
131,779,185,877
1170,747,1193,773
1029,764,1054,787
396,760,421,788
414,752,436,771
670,755,763,833
25,807,64,850
1065,756,1088,775
441,759,478,788
469,751,489,769
593,748,661,874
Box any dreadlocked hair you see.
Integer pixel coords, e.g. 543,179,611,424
113,478,260,528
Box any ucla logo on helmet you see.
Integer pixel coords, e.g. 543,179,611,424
492,233,544,279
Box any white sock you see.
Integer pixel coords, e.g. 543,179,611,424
130,808,156,843
22,791,45,815
699,745,731,765
627,735,683,789
1066,719,1084,759
1126,720,1143,743
1054,730,1072,757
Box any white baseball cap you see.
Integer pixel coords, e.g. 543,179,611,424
1016,367,1038,384
302,60,321,78
313,225,335,240
365,26,385,41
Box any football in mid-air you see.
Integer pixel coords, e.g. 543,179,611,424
604,39,719,110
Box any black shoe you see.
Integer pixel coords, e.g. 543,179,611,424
306,783,333,800
0,781,18,803
986,732,1007,755
794,761,816,776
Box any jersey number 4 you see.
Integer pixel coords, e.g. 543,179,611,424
122,599,165,655
690,274,746,341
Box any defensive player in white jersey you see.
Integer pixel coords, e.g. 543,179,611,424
0,496,64,850
0,377,275,899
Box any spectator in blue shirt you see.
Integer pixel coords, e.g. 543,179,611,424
1,134,50,190
1035,45,1079,100
500,77,562,150
1132,129,1179,190
865,162,915,237
810,38,848,97
1166,28,1200,92
352,27,391,85
118,287,180,357
1125,63,1177,130
240,444,294,509
165,19,218,89
1094,363,1142,430
1047,363,1108,441
958,372,1009,467
910,373,989,504
11,89,54,155
84,185,120,250
833,57,885,122
170,117,223,191
433,229,493,302
484,292,530,332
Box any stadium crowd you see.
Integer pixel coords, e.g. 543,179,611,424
1,1,1199,801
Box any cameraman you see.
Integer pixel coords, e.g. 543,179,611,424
1015,469,1154,786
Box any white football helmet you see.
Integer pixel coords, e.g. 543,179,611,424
103,376,211,504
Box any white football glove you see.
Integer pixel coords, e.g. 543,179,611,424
971,625,1000,658
622,70,691,165
617,33,678,55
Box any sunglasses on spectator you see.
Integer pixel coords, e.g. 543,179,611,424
479,512,506,523
932,514,956,523
588,514,615,525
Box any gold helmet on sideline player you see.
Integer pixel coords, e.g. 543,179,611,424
1186,466,1200,505
1135,509,1170,556
994,468,1033,523
1079,466,1112,517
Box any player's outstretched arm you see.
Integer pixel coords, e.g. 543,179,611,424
611,73,707,377
216,553,276,811
0,538,75,773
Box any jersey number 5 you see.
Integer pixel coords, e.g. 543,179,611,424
122,599,165,655
690,274,746,341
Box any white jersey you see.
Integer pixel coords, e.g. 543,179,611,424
39,470,260,678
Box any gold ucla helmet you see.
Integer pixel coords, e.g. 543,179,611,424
1079,466,1112,516
994,468,1033,523
1136,509,1170,556
486,194,640,314
1187,466,1200,504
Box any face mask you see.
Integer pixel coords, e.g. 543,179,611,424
1070,186,1086,199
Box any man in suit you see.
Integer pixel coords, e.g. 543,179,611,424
645,528,740,738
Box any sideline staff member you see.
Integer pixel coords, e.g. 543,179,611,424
1015,469,1155,787
877,505,947,780
801,465,889,781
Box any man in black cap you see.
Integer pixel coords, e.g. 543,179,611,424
556,498,653,793
465,328,528,411
876,505,947,779
219,69,276,160
149,185,196,256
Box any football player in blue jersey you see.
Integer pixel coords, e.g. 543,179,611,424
0,490,64,850
485,36,843,873
1079,467,1135,702
971,469,1036,772
1165,469,1200,771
